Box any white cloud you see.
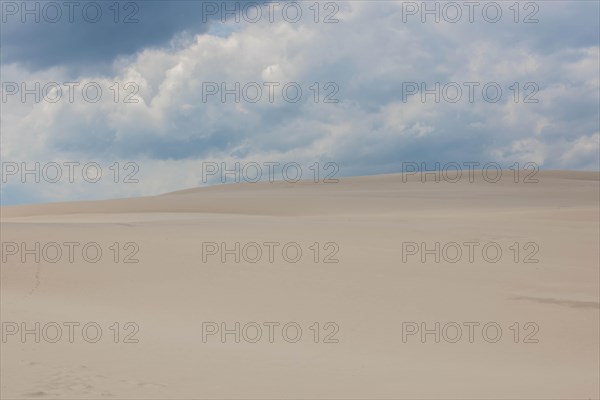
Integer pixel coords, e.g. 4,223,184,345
1,1,598,204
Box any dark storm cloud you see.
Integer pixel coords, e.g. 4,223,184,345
0,0,269,72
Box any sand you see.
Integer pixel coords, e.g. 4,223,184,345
1,170,599,399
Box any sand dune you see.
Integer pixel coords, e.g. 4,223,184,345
1,171,599,399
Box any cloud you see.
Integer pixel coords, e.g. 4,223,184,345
0,0,261,73
1,1,599,204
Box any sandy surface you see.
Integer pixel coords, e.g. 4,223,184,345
1,171,599,399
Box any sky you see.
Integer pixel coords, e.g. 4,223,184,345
1,0,599,205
